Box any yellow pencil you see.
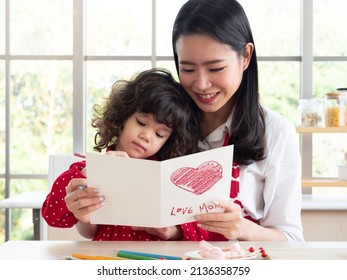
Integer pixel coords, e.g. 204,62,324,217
71,253,127,260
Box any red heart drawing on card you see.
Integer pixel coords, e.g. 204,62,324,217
170,161,223,195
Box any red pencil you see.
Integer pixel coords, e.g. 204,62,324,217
74,152,85,158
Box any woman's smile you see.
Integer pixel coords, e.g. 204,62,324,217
195,92,219,104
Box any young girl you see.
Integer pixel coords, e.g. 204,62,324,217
41,68,202,241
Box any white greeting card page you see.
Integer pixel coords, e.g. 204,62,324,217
88,145,233,227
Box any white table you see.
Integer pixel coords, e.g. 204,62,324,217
0,240,347,260
0,191,49,240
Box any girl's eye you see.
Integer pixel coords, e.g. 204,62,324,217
156,132,164,139
136,118,145,126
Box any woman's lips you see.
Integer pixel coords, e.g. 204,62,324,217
195,92,219,104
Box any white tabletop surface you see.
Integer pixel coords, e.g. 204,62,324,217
0,191,48,209
0,240,346,260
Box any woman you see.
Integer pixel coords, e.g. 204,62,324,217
172,0,303,241
139,0,303,241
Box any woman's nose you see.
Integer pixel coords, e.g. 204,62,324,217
194,72,212,91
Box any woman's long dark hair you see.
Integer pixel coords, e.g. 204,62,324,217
92,68,201,160
172,0,265,165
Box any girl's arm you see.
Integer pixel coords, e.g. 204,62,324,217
41,162,86,228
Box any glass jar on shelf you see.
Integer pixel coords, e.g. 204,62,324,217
297,99,323,127
325,92,346,127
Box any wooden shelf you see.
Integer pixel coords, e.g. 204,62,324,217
297,127,347,188
302,178,347,187
296,127,347,133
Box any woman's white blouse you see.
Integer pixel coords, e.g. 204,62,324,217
199,106,304,241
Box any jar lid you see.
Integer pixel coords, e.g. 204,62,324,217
326,92,345,98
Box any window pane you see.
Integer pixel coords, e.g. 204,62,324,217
10,61,73,174
314,0,347,56
0,179,4,244
86,61,151,151
156,0,187,56
11,179,47,194
0,61,4,174
0,211,4,244
312,60,347,194
86,0,152,55
240,0,300,56
0,0,4,54
313,62,347,97
6,179,47,242
10,208,33,240
0,178,3,198
313,187,347,195
313,61,347,193
313,134,347,178
8,179,47,242
258,61,300,123
156,60,178,80
10,0,72,55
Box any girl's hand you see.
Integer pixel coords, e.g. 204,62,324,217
131,226,183,240
194,200,249,240
64,176,104,223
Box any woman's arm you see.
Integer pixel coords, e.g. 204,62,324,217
192,113,304,241
193,200,288,241
76,221,99,239
259,119,304,241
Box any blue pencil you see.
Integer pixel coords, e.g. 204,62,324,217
118,250,182,260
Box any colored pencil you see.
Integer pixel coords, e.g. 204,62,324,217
116,251,159,260
118,250,182,260
72,253,126,260
74,152,85,158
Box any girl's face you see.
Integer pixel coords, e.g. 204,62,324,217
176,34,253,116
116,112,173,159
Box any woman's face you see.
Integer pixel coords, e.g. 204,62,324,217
176,34,252,115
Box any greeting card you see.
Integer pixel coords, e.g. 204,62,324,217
87,145,233,227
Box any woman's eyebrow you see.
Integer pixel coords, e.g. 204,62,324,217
179,59,226,66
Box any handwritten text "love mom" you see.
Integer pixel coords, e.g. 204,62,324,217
170,202,222,216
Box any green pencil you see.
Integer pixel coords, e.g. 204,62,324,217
116,251,160,260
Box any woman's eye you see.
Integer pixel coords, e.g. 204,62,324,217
210,67,225,72
180,68,194,73
156,133,164,139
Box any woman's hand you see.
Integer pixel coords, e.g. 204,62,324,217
193,200,248,240
64,174,104,223
194,200,287,241
131,226,183,240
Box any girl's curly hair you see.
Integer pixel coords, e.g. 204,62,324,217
92,68,202,160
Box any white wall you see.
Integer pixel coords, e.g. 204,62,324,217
302,210,347,241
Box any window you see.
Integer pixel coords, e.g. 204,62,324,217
1,0,346,244
311,0,347,194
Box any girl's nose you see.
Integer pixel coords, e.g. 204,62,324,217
139,130,150,142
